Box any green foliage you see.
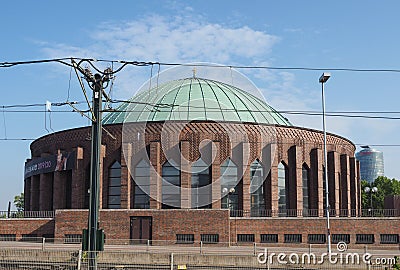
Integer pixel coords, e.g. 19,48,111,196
13,193,24,211
361,176,400,209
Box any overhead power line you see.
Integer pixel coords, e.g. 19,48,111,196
3,58,400,73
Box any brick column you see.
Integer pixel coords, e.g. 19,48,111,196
30,175,40,211
310,148,324,217
242,143,251,213
24,177,31,211
130,137,144,209
39,173,53,211
180,141,191,209
72,147,85,209
340,154,351,216
211,141,221,209
53,171,66,209
149,141,161,209
349,157,358,216
121,143,132,209
270,149,279,217
288,146,302,216
327,151,340,216
262,144,274,212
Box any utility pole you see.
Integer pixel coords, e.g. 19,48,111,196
71,60,113,270
88,73,103,270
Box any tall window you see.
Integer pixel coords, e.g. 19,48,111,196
278,162,287,216
250,160,265,216
134,159,150,209
221,159,239,211
191,159,211,209
108,161,121,209
302,164,310,214
162,161,181,209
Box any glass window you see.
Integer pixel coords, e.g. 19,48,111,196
191,159,211,209
356,234,374,244
302,164,310,212
278,162,287,216
162,161,181,209
250,160,265,216
380,234,399,244
108,161,121,209
260,234,278,243
332,234,350,244
284,234,302,243
221,159,239,212
134,160,150,209
176,234,194,244
237,234,255,242
201,234,219,243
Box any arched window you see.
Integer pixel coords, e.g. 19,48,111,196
250,160,266,216
134,159,150,209
162,161,181,209
221,158,239,211
108,161,121,209
278,162,287,216
302,164,310,213
191,159,211,209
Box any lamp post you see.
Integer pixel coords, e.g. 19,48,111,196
222,187,236,216
364,186,378,211
319,72,331,255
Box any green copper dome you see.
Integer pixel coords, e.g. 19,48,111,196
103,77,291,126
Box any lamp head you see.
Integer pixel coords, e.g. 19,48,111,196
372,187,378,193
364,186,371,193
319,72,331,83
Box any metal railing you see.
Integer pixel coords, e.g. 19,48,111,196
0,247,399,270
0,210,55,218
1,237,400,252
0,209,398,219
229,209,400,218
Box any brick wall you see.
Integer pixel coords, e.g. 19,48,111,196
1,210,399,247
231,217,400,247
54,209,230,243
0,219,54,239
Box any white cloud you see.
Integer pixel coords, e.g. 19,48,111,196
40,14,279,98
90,15,279,63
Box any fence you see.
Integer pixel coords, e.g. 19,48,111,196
0,210,55,218
1,237,399,255
0,209,399,219
0,248,398,270
229,209,400,218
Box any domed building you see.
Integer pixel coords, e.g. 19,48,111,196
8,76,398,247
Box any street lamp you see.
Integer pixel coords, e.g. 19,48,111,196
222,187,236,215
319,72,331,255
364,186,378,210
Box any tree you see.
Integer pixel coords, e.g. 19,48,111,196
14,193,24,211
361,176,400,209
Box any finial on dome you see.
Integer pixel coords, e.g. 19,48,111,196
192,67,196,78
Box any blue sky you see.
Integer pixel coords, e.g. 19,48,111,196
1,0,400,209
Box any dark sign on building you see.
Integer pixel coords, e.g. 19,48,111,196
24,151,76,178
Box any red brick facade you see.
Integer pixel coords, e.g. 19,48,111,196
3,121,395,247
24,122,359,214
